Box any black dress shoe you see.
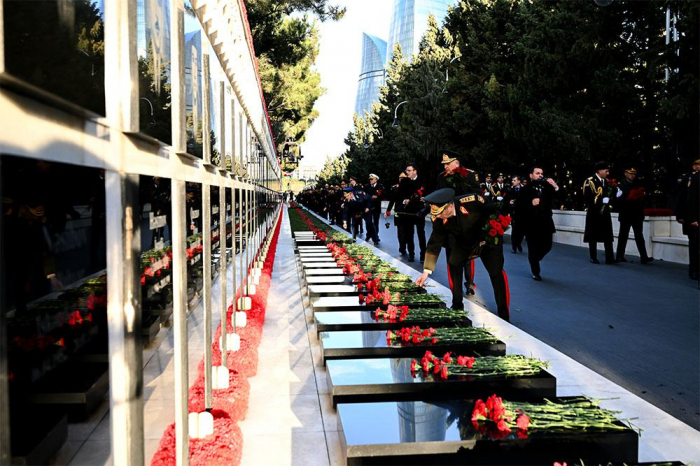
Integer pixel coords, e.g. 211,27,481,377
466,287,475,296
408,255,415,262
518,246,523,252
641,257,654,264
399,250,406,256
511,248,517,254
590,258,600,264
419,254,425,262
532,274,542,281
616,257,628,263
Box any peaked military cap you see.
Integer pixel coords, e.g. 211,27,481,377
595,161,609,170
343,187,354,193
424,188,455,217
399,172,407,178
624,167,638,174
694,158,700,164
369,173,379,180
439,149,462,164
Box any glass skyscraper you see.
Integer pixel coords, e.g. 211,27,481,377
354,33,388,117
354,0,457,117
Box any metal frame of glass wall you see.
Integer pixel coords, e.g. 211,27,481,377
0,0,281,464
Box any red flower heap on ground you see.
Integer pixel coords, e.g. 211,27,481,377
151,210,283,466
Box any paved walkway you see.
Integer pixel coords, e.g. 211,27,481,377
364,217,700,430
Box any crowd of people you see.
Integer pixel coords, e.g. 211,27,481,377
297,152,700,321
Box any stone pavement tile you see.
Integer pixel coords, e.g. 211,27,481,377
68,440,111,466
67,398,109,441
49,440,83,465
241,433,292,466
289,362,319,395
326,430,346,466
291,431,331,466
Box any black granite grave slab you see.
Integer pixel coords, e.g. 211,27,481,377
297,246,329,251
320,330,505,364
314,311,471,333
295,239,323,247
298,253,334,259
10,405,67,466
303,268,346,277
142,314,161,345
337,399,638,465
312,296,445,312
24,362,110,421
301,261,339,268
326,358,555,406
308,285,358,297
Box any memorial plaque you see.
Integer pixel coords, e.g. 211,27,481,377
308,285,358,297
305,276,349,285
326,358,556,406
337,399,638,465
320,330,505,364
314,311,471,333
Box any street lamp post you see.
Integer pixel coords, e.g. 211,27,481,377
392,101,408,127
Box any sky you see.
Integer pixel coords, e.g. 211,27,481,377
298,1,394,172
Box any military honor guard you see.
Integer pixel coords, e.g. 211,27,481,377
415,188,511,322
583,161,622,264
364,173,385,242
342,187,379,244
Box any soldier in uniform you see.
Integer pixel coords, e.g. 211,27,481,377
481,173,493,201
415,188,511,321
385,172,408,255
364,173,385,242
616,168,653,264
342,187,378,243
675,158,700,280
490,173,509,205
583,161,622,264
519,167,559,280
436,149,480,296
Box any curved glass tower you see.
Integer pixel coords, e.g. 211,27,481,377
354,33,388,117
386,0,456,62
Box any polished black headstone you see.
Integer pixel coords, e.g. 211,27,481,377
319,330,505,363
301,261,339,268
314,311,471,333
326,358,556,406
304,268,346,276
337,399,638,465
305,275,349,285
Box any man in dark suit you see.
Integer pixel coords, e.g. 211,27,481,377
583,161,621,264
415,188,510,322
616,168,652,264
506,175,524,253
385,172,407,255
675,158,700,280
519,167,559,280
397,163,427,262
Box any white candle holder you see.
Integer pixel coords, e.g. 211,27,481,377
212,366,230,389
219,333,240,352
237,296,252,310
232,311,247,328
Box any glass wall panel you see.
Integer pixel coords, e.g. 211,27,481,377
184,2,204,157
139,175,173,327
137,0,173,144
3,0,106,115
208,44,224,167
186,182,203,310
1,155,108,463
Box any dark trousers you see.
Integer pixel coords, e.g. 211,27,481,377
616,219,649,260
371,210,381,239
447,242,509,321
589,241,614,263
402,215,426,258
352,213,378,243
395,217,406,253
510,222,525,251
687,227,699,277
526,232,553,275
446,244,475,289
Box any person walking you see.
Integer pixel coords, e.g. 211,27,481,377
415,188,510,321
519,167,559,280
675,158,700,281
616,168,653,264
397,163,427,262
436,149,480,295
385,172,408,255
506,175,524,253
341,187,378,243
583,161,621,264
364,174,385,242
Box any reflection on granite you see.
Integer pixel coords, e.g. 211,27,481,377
320,330,385,349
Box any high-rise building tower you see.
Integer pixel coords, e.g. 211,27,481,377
386,0,457,62
354,33,388,117
353,0,456,118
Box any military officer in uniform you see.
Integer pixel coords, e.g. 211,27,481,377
436,150,480,296
490,173,509,205
616,167,653,264
342,187,378,243
675,158,700,280
415,188,511,322
583,161,621,264
364,173,385,241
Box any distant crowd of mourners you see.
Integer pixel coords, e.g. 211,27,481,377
294,152,699,321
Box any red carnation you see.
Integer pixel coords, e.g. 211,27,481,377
516,414,530,431
489,229,498,237
440,365,449,379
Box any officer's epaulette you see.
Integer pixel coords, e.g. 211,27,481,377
457,194,482,204
587,176,595,181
